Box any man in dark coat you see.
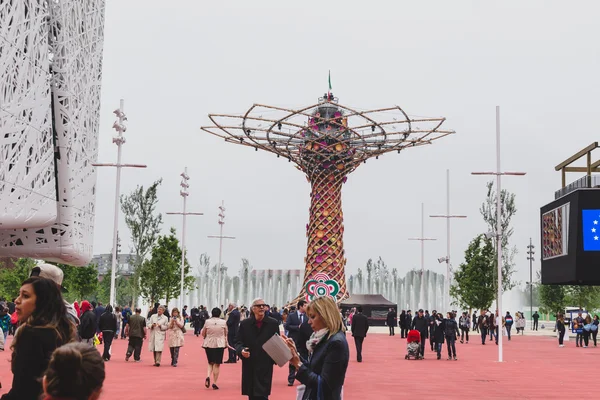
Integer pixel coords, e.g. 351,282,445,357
93,302,105,334
285,300,311,385
411,309,429,358
429,309,437,351
386,308,397,336
190,306,201,336
351,306,369,362
532,311,540,331
225,303,241,363
234,298,279,400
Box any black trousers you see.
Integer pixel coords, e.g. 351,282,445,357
227,333,237,362
169,346,180,365
419,335,426,356
248,397,268,400
194,320,201,335
592,330,598,346
460,328,469,342
558,329,565,345
388,325,395,335
354,336,364,361
480,327,488,344
533,320,538,330
102,331,114,360
126,336,143,360
400,327,408,338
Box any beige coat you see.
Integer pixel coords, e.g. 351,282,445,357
168,315,185,348
202,317,228,348
147,313,168,352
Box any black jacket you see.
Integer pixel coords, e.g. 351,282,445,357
79,310,97,339
444,318,460,339
227,309,241,338
234,316,280,397
404,313,413,328
386,310,397,326
433,319,446,343
99,311,117,332
1,326,62,400
411,315,429,337
399,312,406,328
296,331,349,400
351,313,369,338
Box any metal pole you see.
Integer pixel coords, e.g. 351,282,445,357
109,99,124,307
529,237,533,326
179,187,187,310
420,203,425,309
496,105,503,363
217,201,224,307
446,169,451,311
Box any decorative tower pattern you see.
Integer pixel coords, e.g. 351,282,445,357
202,92,453,303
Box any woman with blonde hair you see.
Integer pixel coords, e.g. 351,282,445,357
201,307,228,390
168,307,185,367
284,296,349,400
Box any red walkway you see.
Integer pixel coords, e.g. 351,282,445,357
0,332,597,399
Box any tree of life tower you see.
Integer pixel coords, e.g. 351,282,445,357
202,91,453,304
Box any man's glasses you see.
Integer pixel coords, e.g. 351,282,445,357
253,304,267,308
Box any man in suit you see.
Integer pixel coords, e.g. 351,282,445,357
225,303,241,363
234,298,280,400
411,309,429,358
351,306,369,362
386,308,397,336
285,300,310,386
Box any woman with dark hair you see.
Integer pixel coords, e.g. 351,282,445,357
1,277,75,400
98,305,117,361
42,342,105,400
201,307,228,390
591,315,599,347
557,313,566,347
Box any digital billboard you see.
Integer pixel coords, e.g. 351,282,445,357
542,203,569,260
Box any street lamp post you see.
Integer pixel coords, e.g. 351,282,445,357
527,237,535,326
430,169,467,311
472,106,526,362
409,203,437,310
92,99,146,307
208,201,235,308
166,168,203,310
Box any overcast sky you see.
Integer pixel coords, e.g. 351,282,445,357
93,1,600,286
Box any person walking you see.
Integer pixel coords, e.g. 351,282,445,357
147,305,169,366
557,313,566,347
478,310,488,345
591,315,599,347
121,305,132,339
225,303,241,363
191,306,201,336
532,311,540,331
504,312,514,340
386,308,397,336
125,308,147,362
350,306,369,362
285,296,349,400
444,312,460,360
411,309,429,358
432,313,445,360
78,301,96,345
234,298,280,400
202,307,228,390
98,305,117,361
472,310,478,332
114,306,123,339
168,307,185,367
459,312,470,344
399,310,407,338
1,277,75,400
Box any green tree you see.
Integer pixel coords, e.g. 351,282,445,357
121,179,163,306
59,264,99,303
480,181,519,292
0,258,36,300
95,268,134,306
538,284,566,316
450,235,496,310
565,286,600,311
139,228,195,305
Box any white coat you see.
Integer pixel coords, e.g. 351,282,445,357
147,313,169,352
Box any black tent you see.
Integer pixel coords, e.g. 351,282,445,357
340,295,396,326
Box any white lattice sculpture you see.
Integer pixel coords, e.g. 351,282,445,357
0,0,56,228
0,0,105,266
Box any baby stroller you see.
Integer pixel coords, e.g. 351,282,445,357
405,329,422,360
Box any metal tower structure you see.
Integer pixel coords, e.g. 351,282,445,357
202,92,453,303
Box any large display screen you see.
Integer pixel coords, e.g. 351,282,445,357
582,209,600,251
542,203,570,260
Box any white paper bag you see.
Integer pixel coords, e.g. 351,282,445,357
296,384,306,400
262,334,292,367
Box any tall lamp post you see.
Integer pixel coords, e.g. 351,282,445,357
208,201,235,307
430,169,467,311
527,237,535,326
472,106,526,362
166,168,203,310
408,203,437,310
92,99,146,307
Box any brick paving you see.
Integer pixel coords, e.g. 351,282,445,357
0,330,597,399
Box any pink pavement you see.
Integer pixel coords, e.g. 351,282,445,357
0,332,596,399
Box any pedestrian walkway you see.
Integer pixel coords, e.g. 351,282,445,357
0,331,596,399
